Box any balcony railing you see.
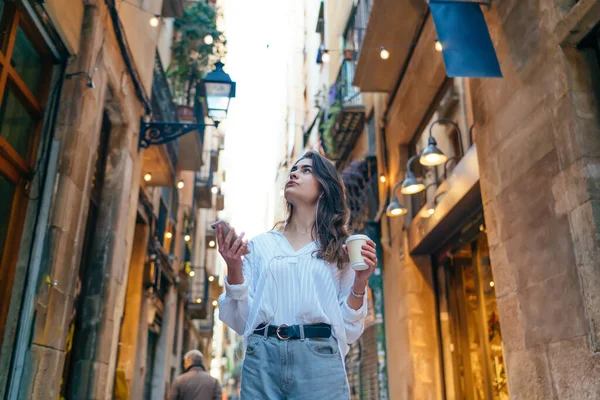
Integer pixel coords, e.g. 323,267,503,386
319,62,366,167
151,53,179,171
195,151,215,208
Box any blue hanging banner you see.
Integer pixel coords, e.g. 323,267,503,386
430,0,502,78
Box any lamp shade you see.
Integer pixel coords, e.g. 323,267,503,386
401,172,425,195
386,197,408,217
420,136,447,166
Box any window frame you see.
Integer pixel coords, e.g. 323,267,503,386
0,0,57,350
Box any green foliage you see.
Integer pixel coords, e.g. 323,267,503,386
319,100,341,159
167,1,226,104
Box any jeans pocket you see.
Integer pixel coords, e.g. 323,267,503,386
245,334,262,355
305,337,339,358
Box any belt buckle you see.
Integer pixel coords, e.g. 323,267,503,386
276,324,290,341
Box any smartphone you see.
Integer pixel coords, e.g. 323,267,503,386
211,220,238,242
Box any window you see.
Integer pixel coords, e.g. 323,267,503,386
315,2,326,64
0,0,57,348
434,214,508,400
340,9,361,105
367,113,376,156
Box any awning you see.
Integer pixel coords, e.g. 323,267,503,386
430,0,502,77
353,0,428,92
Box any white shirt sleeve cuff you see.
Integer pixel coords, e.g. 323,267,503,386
224,276,249,301
341,295,368,322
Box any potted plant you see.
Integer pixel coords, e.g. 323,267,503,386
168,1,226,107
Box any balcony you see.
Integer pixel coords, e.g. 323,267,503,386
197,317,214,337
161,0,185,18
187,267,209,319
195,151,215,208
353,0,427,92
320,64,366,168
177,105,205,172
143,54,179,187
216,192,224,211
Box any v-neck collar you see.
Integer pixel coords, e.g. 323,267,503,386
271,230,316,254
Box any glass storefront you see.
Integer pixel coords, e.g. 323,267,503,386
435,213,509,400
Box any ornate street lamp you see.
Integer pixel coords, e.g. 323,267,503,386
138,61,236,150
200,61,237,121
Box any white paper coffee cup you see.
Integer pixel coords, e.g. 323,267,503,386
345,234,370,271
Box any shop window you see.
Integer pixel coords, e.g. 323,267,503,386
434,213,508,400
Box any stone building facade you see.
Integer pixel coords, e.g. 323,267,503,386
349,0,600,399
0,0,220,398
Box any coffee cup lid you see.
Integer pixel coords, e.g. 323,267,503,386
345,234,370,244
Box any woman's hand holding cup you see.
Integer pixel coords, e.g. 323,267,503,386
343,235,377,290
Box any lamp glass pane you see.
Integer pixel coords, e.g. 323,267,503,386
205,82,232,111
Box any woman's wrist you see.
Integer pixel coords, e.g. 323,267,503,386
352,280,367,295
227,265,244,284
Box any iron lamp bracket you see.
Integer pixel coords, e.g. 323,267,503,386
138,120,219,151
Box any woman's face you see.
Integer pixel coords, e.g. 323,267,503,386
284,158,321,205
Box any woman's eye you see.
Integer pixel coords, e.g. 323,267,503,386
303,168,311,173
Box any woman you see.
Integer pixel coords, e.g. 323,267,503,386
217,151,377,399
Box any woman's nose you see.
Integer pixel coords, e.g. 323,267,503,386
289,171,298,180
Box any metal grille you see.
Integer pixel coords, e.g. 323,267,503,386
342,157,379,231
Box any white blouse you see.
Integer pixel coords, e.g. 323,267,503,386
218,230,367,357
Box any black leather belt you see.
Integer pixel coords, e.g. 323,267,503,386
254,323,331,340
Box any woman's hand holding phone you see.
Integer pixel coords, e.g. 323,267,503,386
216,223,248,284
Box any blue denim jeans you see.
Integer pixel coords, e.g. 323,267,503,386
240,331,350,399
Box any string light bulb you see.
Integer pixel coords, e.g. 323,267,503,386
208,275,215,282
149,15,160,27
321,50,330,63
177,180,184,189
379,175,387,183
380,46,390,60
211,185,219,194
144,173,152,182
212,300,218,307
196,298,202,304
184,234,191,242
165,232,172,239
208,240,216,248
204,34,214,45
435,40,443,52
189,270,195,277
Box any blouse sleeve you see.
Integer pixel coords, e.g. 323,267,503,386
338,265,368,344
217,240,255,335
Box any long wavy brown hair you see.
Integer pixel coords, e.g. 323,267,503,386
277,151,350,269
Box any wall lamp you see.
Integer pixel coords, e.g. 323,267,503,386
386,182,408,217
387,118,464,218
400,155,425,195
420,189,448,219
